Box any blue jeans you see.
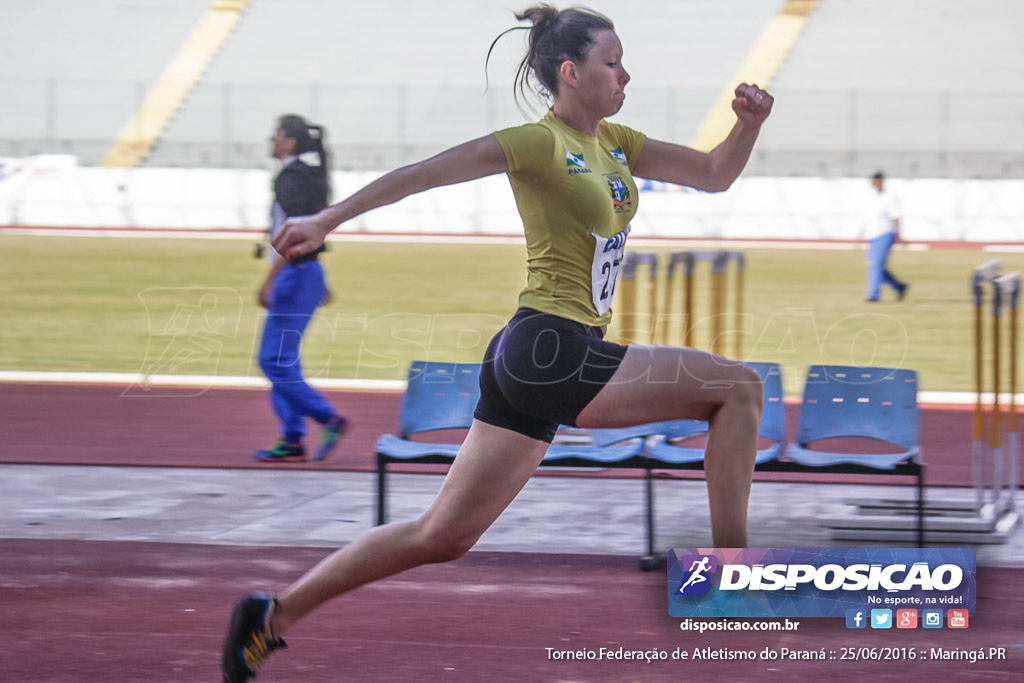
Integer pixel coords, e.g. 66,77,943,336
258,261,335,442
865,233,906,300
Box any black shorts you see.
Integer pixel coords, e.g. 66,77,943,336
474,308,628,442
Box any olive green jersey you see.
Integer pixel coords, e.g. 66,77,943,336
495,110,646,326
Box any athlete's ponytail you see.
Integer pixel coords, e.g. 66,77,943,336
486,4,614,114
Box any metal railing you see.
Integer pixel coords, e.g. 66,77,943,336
2,80,1022,178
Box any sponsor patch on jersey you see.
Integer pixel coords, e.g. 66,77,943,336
605,174,632,212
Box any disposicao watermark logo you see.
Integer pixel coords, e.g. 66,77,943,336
667,548,976,619
676,555,718,595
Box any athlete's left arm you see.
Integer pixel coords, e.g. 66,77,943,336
631,83,773,192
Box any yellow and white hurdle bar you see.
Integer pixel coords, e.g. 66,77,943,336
971,259,1020,514
614,249,746,359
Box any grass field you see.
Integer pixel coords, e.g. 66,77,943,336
1,234,1019,395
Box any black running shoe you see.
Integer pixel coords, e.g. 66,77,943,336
221,591,286,682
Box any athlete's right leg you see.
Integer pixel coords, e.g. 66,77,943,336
575,344,762,547
270,420,549,636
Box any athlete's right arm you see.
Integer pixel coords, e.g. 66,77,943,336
273,134,508,259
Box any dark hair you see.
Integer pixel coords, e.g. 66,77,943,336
872,171,885,181
486,4,615,112
277,114,331,199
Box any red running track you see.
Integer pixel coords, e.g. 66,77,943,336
1,539,1021,682
0,381,992,487
2,383,1021,681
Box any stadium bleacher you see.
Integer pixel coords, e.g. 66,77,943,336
1,0,1021,177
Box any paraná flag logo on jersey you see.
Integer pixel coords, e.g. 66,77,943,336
566,152,586,167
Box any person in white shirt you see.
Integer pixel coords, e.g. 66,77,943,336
864,171,909,302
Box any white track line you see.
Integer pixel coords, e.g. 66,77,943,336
1,370,1013,406
0,371,404,392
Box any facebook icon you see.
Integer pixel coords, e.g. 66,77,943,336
845,609,867,629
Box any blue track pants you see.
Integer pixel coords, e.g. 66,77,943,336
257,261,336,442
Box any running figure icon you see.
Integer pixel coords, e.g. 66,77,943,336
678,556,713,593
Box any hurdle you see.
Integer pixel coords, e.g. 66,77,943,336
989,269,1020,513
920,261,1018,541
969,260,1021,517
972,259,1002,511
615,249,745,357
1001,272,1021,512
830,260,1020,544
616,251,659,345
656,250,745,355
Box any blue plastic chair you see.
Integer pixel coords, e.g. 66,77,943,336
375,361,481,524
374,361,479,461
541,436,646,467
643,361,787,466
772,364,925,545
375,361,647,527
785,365,920,469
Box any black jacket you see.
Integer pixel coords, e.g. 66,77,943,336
273,159,329,261
274,159,328,218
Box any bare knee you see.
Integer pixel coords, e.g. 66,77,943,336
414,518,479,564
735,364,764,410
713,363,763,416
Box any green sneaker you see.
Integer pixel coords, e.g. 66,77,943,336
312,416,348,461
253,440,305,462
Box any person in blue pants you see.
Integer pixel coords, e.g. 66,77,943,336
864,171,909,302
254,114,348,462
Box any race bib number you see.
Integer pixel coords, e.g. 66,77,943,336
591,226,630,316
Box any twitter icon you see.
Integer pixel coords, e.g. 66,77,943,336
870,609,893,629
